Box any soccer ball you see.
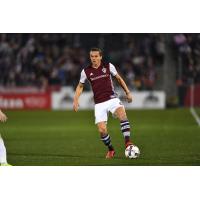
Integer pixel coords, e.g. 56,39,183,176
125,145,140,159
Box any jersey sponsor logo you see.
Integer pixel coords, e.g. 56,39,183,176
102,67,107,73
90,74,109,81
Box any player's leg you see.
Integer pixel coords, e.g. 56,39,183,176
95,102,115,158
97,122,115,158
0,135,8,165
114,106,133,147
97,122,114,151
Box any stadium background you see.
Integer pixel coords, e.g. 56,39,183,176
0,33,200,165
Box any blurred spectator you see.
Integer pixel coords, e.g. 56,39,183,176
0,33,164,90
173,33,200,106
173,33,200,84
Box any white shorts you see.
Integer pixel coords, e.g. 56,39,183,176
94,98,124,124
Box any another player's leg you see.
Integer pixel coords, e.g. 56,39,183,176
97,122,115,159
0,136,10,166
114,107,133,147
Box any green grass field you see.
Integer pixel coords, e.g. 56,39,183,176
1,109,200,166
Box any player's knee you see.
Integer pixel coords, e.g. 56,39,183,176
98,126,107,134
118,114,127,121
115,107,127,121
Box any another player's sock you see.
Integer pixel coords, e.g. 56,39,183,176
0,137,7,164
120,120,131,144
101,134,114,151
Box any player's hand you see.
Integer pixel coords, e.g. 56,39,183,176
126,92,133,103
73,100,79,112
0,111,8,122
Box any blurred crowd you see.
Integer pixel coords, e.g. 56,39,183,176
0,34,165,90
173,33,200,85
173,34,200,106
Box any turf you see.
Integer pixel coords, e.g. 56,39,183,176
1,109,200,166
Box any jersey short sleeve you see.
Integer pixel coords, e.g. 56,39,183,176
79,69,87,84
109,63,118,76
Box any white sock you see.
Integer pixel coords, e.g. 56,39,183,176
0,137,7,164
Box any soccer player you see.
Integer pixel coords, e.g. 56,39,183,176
73,48,135,159
0,109,11,166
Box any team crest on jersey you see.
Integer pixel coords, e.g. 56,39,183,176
102,67,107,73
90,72,93,76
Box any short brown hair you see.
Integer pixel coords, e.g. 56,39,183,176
90,47,102,56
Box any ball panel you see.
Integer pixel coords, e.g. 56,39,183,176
125,145,140,159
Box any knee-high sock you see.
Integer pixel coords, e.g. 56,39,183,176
120,120,131,143
101,134,114,151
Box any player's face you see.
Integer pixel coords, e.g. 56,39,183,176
90,51,102,66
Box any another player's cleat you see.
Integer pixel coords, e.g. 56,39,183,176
0,163,12,166
125,141,133,148
106,150,115,159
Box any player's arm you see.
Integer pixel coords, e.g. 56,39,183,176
73,69,87,112
115,74,133,103
109,63,133,103
0,109,8,122
73,82,84,112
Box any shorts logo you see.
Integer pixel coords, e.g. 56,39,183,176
110,95,116,99
102,67,106,73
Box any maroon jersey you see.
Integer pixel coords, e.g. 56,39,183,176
80,63,118,104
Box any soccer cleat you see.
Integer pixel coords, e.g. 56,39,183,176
125,141,133,148
106,150,115,159
0,163,12,166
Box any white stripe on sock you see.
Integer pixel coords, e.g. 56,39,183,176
101,135,110,141
121,125,130,130
120,121,129,125
123,131,130,137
